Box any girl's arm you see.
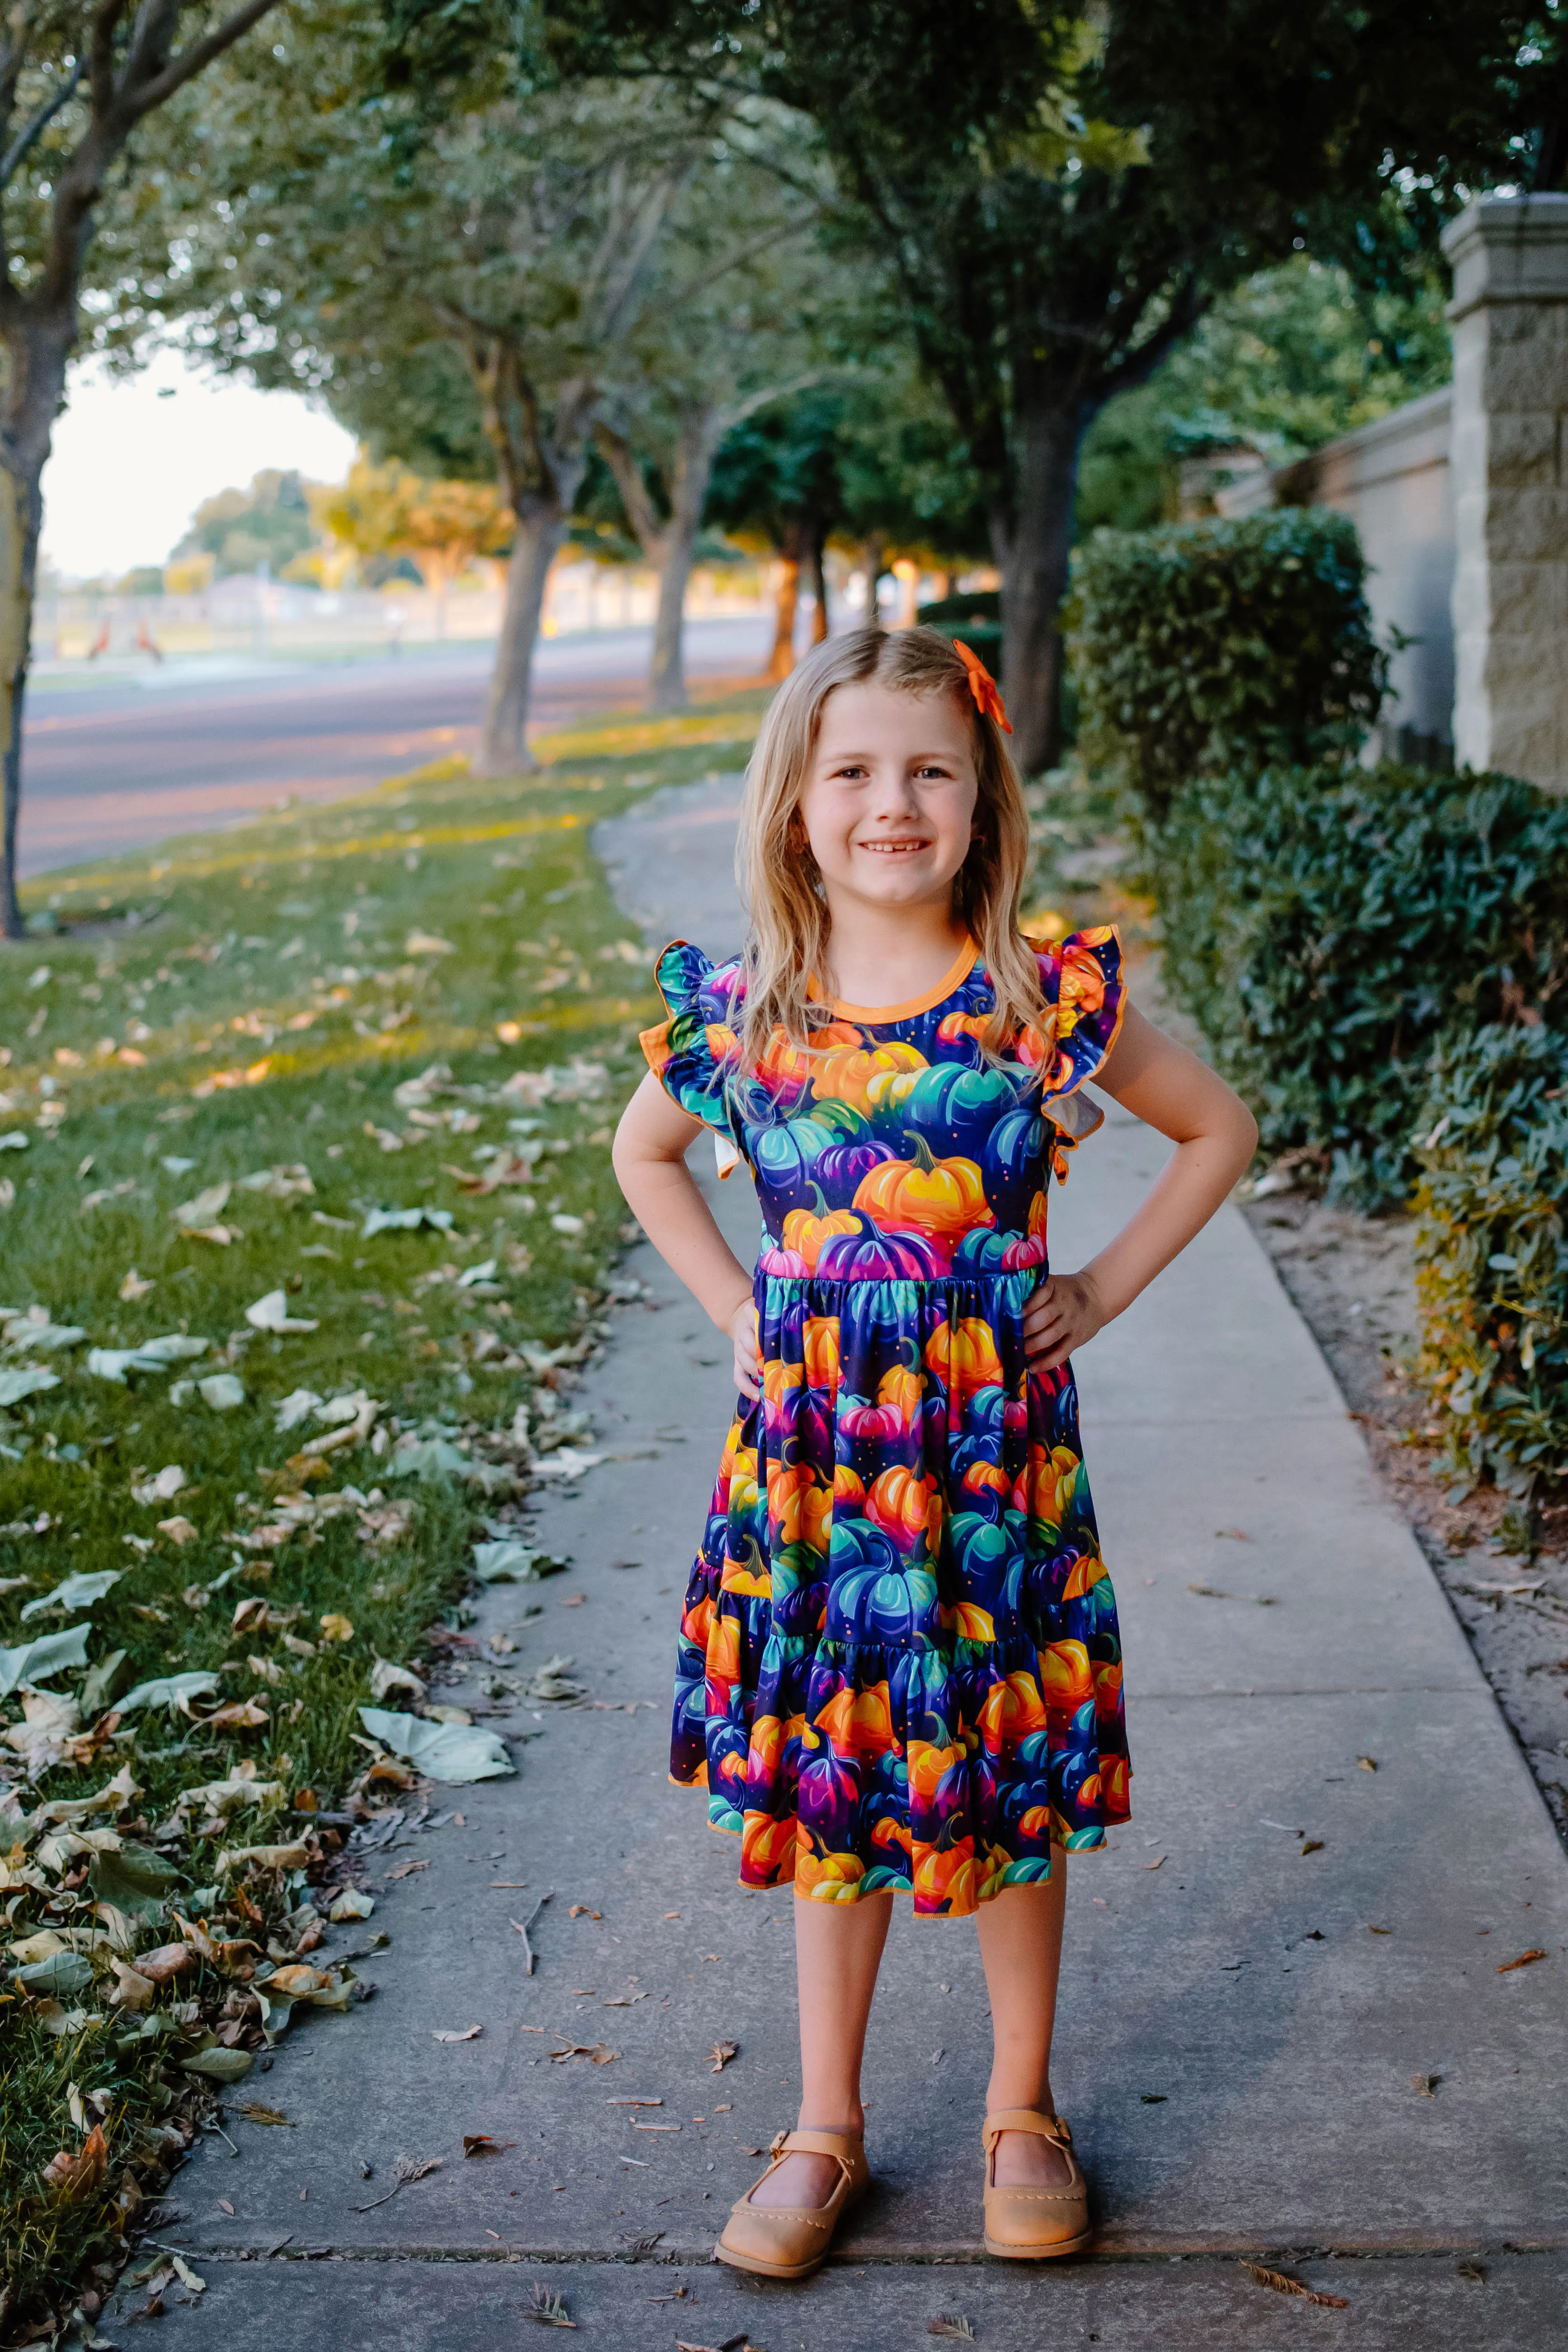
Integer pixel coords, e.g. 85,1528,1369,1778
1023,1003,1258,1371
612,1070,762,1397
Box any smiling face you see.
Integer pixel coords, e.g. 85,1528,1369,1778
796,680,979,916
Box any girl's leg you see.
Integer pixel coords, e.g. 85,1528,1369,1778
975,1847,1072,2187
749,1887,895,2207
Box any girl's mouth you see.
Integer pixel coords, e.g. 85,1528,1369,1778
858,837,931,855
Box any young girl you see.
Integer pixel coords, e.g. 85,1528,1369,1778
613,625,1256,2274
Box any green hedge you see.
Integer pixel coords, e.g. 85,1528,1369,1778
916,589,1002,670
1152,763,1568,1208
1414,1025,1568,1493
1067,508,1387,827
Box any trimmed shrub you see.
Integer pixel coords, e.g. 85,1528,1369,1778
1153,763,1568,1207
916,588,1002,670
1067,508,1387,827
1413,1025,1568,1492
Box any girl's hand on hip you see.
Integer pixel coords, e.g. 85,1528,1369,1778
1023,1271,1108,1371
729,1297,762,1400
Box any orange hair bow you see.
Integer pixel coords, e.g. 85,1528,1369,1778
953,639,1012,734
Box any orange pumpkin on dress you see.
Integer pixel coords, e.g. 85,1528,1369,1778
854,1134,994,1244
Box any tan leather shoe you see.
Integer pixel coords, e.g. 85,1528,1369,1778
981,2107,1091,2259
715,2127,869,2279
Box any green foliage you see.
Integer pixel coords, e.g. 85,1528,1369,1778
170,470,319,578
1414,1025,1568,1493
1156,249,1450,464
1074,245,1453,527
1150,762,1568,1208
1067,508,1387,828
916,588,1001,667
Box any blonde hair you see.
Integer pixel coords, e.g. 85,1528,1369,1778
735,624,1043,1070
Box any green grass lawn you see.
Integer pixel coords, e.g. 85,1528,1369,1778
0,691,766,2338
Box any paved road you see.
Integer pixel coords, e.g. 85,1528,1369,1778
153,783,1568,2350
16,615,772,878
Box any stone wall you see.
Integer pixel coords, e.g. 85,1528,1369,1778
1444,194,1568,793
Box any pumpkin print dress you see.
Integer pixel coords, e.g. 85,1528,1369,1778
640,928,1132,1918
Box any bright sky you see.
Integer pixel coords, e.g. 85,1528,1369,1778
41,346,357,583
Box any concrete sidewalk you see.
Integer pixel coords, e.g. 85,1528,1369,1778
150,779,1568,2351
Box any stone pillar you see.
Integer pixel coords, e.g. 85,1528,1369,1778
1444,193,1568,790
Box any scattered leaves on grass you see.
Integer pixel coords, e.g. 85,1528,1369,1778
709,2040,738,2072
1496,1948,1546,1973
1238,2262,1348,2308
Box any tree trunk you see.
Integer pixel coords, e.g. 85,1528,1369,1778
0,315,71,940
647,411,717,713
477,499,563,776
997,394,1084,778
766,514,807,682
807,520,829,644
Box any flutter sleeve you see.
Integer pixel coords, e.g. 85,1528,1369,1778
638,939,747,1155
1019,925,1127,1150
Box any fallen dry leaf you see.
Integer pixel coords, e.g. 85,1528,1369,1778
1412,2074,1441,2097
1186,1582,1275,1605
1357,1756,1378,1772
41,2124,108,2202
206,1699,270,1732
1214,1527,1253,1541
319,1613,355,1643
526,2281,576,2327
550,2039,619,2065
1496,1948,1546,1974
239,2103,294,2127
1142,1854,1165,1870
433,2025,484,2043
387,1859,429,1880
709,2040,738,2072
929,2321,976,2342
1301,1839,1325,1856
463,2134,514,2157
354,2153,443,2212
1238,2261,1348,2308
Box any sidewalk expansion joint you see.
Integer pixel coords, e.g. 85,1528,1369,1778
178,2236,1568,2269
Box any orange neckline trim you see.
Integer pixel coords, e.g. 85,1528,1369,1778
813,938,980,1023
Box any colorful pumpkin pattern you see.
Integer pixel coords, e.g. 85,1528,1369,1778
640,930,1131,1916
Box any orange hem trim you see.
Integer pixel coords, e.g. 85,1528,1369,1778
812,937,980,1024
671,1781,1127,1912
